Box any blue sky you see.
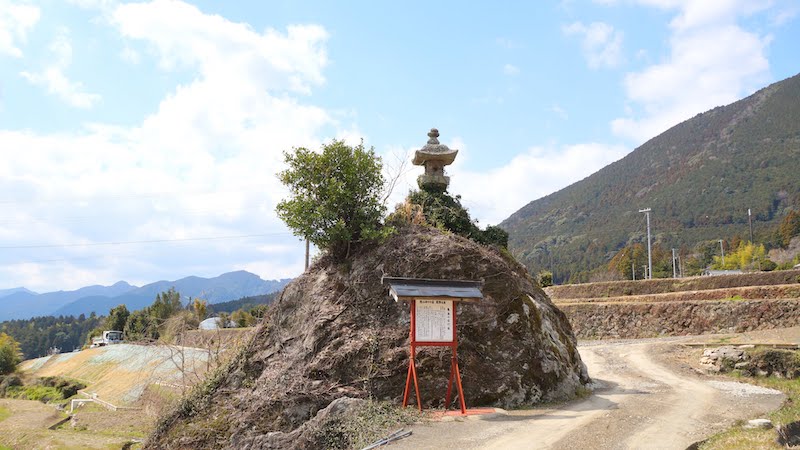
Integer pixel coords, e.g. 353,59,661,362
1,0,798,292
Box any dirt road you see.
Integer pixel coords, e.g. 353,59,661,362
391,339,785,450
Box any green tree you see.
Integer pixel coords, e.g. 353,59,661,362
0,332,22,375
276,140,388,259
711,241,767,270
105,304,130,332
124,288,184,341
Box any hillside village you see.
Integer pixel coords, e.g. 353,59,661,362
2,2,800,450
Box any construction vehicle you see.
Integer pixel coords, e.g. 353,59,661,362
90,330,124,348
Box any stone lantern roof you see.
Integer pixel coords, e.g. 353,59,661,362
412,128,458,190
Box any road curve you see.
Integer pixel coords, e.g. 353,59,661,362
390,340,784,450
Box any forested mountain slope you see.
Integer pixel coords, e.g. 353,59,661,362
501,73,800,282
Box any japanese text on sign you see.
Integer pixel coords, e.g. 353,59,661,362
415,299,454,342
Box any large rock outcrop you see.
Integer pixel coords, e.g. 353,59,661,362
148,226,588,449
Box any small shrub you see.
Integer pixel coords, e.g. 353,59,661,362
537,271,553,288
0,374,22,396
6,385,63,403
761,259,777,271
744,348,800,378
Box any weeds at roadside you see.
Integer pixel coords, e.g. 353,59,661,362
315,400,423,450
699,376,800,449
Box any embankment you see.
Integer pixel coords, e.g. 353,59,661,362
549,271,800,339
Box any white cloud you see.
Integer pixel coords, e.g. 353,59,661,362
503,63,520,76
19,29,102,108
610,1,773,143
563,21,624,69
378,137,628,227
0,0,40,57
111,0,328,94
0,0,336,291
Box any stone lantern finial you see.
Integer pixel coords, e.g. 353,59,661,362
412,128,458,191
427,128,440,144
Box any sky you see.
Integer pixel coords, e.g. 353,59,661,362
1,0,798,293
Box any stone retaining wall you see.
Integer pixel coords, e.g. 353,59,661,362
561,299,800,339
548,270,800,299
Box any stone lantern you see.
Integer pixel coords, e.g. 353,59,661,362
412,128,458,191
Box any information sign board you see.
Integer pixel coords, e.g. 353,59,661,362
414,299,454,342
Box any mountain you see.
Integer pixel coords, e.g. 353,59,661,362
0,287,37,298
52,271,291,317
0,272,291,321
0,281,137,321
501,72,800,283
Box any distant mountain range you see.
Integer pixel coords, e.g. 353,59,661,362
501,72,800,283
0,271,291,321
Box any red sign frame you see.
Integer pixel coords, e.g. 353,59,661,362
402,298,466,414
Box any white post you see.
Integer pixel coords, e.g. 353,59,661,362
719,239,725,266
672,248,677,278
639,208,652,279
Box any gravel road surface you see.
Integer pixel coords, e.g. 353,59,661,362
390,339,784,450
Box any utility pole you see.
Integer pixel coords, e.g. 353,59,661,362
748,208,754,243
632,260,636,280
639,208,653,279
305,239,310,270
719,239,725,266
672,248,677,278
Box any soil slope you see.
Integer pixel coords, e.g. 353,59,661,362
148,226,589,449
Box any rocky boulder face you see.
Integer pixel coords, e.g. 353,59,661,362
148,226,589,449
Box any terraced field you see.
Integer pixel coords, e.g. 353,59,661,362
547,270,800,339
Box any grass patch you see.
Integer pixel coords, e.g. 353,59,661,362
5,385,63,403
2,376,86,404
0,405,10,422
699,377,800,449
316,400,423,450
722,295,745,302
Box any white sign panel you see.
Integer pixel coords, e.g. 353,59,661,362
415,299,454,342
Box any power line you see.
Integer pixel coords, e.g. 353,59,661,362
0,232,293,250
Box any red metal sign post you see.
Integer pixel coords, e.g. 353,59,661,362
402,299,466,414
383,277,483,416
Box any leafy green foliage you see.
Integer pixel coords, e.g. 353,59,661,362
124,287,184,341
105,304,129,332
2,376,85,403
711,241,767,270
406,189,509,248
537,271,553,288
0,333,22,375
503,73,800,282
276,140,389,259
0,314,101,360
